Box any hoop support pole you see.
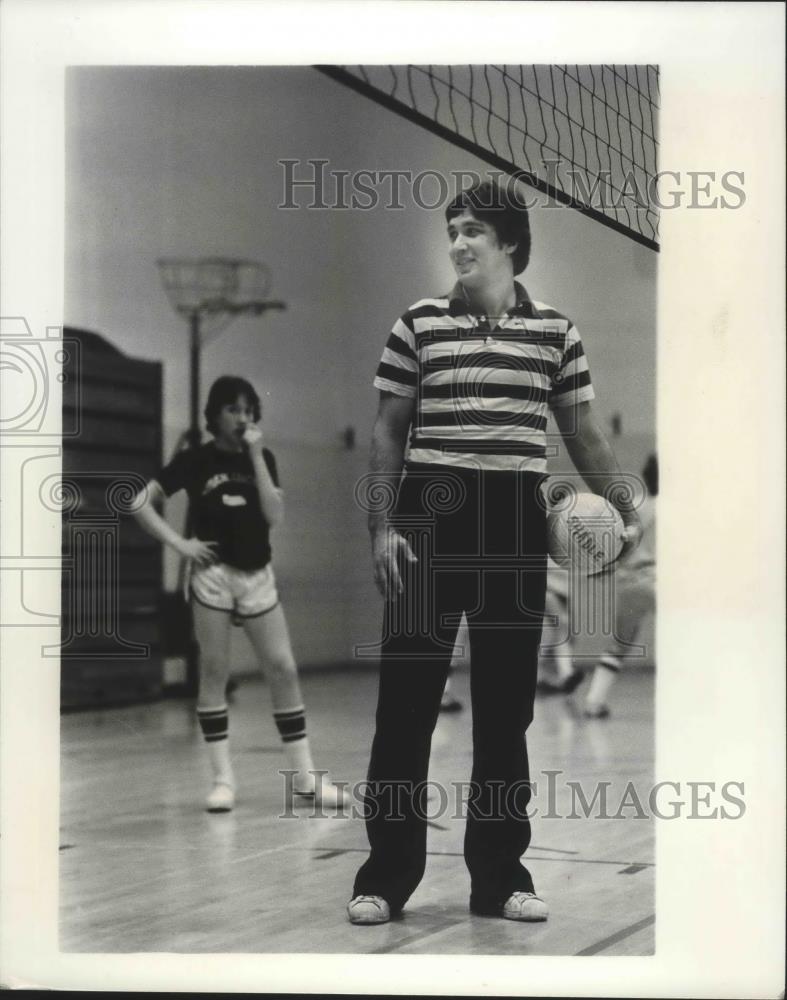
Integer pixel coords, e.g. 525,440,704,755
189,312,201,449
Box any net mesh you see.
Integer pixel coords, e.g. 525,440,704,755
317,64,659,251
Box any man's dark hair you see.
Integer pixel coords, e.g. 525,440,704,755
641,453,658,497
204,375,261,435
445,179,532,274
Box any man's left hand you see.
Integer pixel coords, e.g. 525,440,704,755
618,519,643,561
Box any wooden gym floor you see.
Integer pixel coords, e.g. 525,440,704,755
59,666,654,955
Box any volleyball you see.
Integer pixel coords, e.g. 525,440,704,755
546,492,625,575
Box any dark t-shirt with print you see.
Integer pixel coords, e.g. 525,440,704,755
156,442,279,571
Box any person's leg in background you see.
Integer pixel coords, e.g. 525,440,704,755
192,597,236,812
441,614,468,712
584,569,655,717
242,605,311,789
242,602,348,804
537,585,583,694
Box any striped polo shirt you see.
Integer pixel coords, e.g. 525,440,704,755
373,281,595,473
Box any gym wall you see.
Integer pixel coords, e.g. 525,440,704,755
66,66,656,673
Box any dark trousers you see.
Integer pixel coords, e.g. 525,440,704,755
353,463,547,913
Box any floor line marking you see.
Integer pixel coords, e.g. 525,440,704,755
371,917,468,954
229,844,294,865
574,913,655,956
61,844,297,898
528,845,580,855
310,846,653,868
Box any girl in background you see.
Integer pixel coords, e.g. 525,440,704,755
134,376,346,811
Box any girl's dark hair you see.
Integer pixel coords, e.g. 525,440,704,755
445,179,532,274
204,376,261,435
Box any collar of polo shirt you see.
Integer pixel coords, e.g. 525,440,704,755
447,280,543,320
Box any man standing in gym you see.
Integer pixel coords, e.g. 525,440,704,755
348,179,642,925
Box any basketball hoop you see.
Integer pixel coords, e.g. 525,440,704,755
156,255,287,446
157,257,285,328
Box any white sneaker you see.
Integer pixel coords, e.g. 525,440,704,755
292,775,350,808
347,895,391,924
206,781,235,813
502,891,549,922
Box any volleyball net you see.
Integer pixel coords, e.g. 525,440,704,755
316,64,659,252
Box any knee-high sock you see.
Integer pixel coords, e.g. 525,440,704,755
273,705,315,784
197,704,234,786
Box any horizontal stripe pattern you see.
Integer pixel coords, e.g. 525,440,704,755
420,381,550,403
412,436,547,457
197,706,229,743
274,706,307,743
418,408,548,432
373,283,594,472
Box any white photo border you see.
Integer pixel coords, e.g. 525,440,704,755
1,1,784,996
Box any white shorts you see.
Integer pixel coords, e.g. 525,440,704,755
190,562,280,618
